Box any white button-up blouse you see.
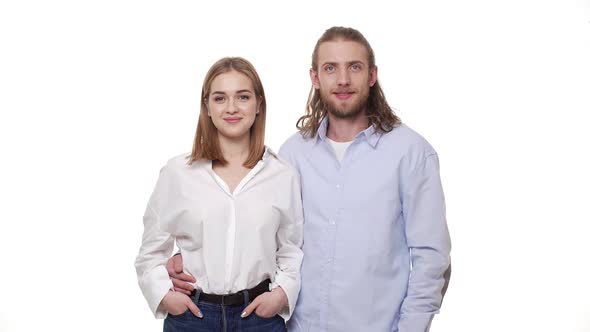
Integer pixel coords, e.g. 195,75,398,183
135,148,304,321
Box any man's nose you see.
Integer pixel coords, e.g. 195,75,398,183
336,69,351,86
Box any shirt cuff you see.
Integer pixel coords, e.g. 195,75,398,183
139,265,174,319
271,274,300,322
397,313,435,332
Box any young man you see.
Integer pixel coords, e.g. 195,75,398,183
167,27,451,332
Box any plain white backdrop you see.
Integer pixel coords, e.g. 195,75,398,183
1,0,589,331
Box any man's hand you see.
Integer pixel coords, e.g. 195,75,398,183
160,291,203,318
241,287,288,319
166,254,196,295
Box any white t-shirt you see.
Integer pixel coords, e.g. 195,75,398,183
326,137,353,163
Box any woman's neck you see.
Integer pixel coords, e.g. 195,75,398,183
217,134,250,166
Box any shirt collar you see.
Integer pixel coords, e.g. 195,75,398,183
316,117,329,142
315,117,382,149
262,146,278,161
201,145,276,171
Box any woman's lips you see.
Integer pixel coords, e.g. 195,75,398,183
224,117,241,123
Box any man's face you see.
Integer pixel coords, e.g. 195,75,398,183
311,40,377,119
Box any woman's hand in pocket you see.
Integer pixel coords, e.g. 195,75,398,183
161,290,203,318
241,287,288,318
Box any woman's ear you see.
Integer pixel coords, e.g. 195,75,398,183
256,98,262,114
204,99,211,116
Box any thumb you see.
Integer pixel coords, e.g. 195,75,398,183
241,297,261,318
173,254,184,274
186,300,203,319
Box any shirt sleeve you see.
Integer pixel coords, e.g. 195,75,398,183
398,153,451,332
134,166,175,319
278,134,301,172
271,169,304,322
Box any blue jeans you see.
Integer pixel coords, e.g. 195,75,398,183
163,294,286,332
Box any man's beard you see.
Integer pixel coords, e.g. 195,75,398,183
320,90,369,119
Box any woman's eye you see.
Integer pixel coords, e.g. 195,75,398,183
238,95,250,101
213,96,225,102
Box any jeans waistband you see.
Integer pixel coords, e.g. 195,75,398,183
190,279,271,306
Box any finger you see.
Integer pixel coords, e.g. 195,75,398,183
166,257,175,274
255,305,276,318
172,254,184,273
175,288,192,296
172,278,194,293
168,268,196,282
241,297,261,318
175,272,196,283
186,300,203,318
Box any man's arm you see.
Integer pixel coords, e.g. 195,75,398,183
166,253,196,295
398,152,451,332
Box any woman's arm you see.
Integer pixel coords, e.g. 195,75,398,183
135,166,188,318
242,169,304,320
272,170,304,318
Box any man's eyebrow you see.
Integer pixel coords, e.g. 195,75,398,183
348,60,365,65
320,60,366,67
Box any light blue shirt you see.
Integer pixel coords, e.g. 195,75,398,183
279,118,451,332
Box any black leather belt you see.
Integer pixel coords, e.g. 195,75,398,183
191,279,271,306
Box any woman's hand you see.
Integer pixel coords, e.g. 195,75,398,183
161,291,203,318
241,287,288,318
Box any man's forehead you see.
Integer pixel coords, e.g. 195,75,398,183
317,40,369,64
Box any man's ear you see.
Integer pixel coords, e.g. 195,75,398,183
310,68,320,89
369,66,378,87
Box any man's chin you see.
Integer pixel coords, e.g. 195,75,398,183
327,106,363,119
322,96,367,119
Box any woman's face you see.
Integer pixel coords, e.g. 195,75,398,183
207,70,258,142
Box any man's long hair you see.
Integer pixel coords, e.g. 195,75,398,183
296,27,401,138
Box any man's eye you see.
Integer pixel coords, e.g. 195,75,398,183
325,65,335,72
351,64,361,71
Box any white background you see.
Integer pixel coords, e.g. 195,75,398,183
1,0,589,331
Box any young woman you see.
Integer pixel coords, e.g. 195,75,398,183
135,57,303,332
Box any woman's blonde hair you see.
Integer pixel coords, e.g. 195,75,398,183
188,57,266,168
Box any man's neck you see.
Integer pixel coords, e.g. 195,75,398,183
326,112,369,142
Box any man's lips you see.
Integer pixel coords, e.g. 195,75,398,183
334,91,354,100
